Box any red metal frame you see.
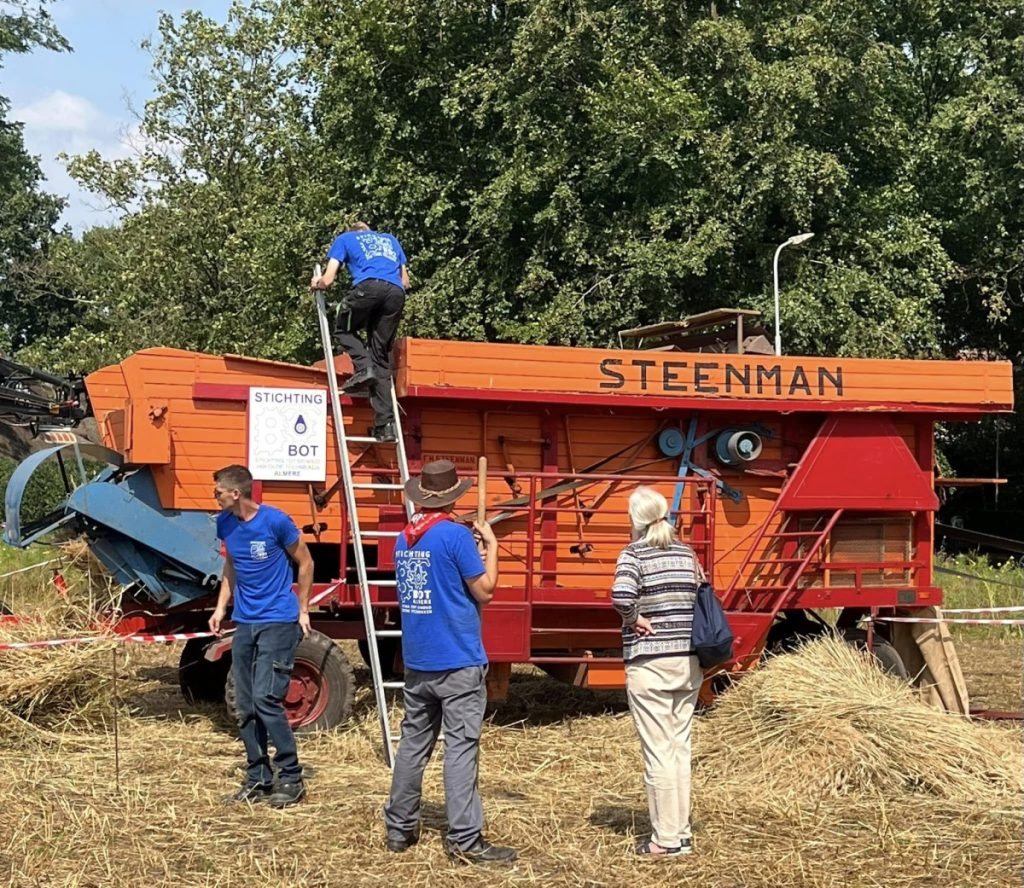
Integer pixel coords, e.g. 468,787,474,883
110,408,953,694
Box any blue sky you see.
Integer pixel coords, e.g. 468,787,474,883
3,0,231,232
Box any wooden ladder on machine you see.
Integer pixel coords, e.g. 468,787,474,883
314,287,413,768
721,500,845,622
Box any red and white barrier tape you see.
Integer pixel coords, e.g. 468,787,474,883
873,615,1024,626
0,630,216,652
941,605,1024,614
125,632,217,645
308,583,341,606
0,559,61,580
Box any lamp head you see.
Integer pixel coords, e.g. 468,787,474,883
787,232,815,246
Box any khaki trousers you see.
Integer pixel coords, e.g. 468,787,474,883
625,654,702,848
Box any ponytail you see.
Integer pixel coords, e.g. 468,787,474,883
628,487,675,550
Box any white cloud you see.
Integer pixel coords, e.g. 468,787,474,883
12,90,103,134
10,92,140,232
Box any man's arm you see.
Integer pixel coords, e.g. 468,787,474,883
400,264,410,291
287,537,314,636
465,519,499,605
209,553,235,636
311,257,342,290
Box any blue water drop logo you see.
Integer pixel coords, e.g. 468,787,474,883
294,415,307,435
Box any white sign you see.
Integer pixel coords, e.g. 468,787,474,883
248,387,327,481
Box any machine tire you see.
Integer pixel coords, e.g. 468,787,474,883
225,630,355,734
179,637,232,703
837,626,909,680
358,636,401,680
765,610,831,654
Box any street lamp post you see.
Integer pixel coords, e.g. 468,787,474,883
773,232,815,357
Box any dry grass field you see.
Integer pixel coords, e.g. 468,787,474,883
0,628,1019,888
1,548,1021,888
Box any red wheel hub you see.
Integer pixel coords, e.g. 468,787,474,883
282,657,329,727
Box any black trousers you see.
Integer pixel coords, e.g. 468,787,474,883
334,278,405,425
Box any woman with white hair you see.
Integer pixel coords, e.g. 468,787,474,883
611,486,704,857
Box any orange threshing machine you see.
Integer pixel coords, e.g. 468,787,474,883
2,323,1014,734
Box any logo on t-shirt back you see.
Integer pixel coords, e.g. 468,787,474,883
250,540,269,561
397,551,432,615
356,232,398,263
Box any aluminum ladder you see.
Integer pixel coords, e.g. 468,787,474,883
314,285,412,767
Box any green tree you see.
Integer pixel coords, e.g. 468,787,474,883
21,3,321,372
0,0,68,354
26,1,1024,372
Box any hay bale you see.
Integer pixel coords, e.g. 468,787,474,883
0,550,124,731
696,636,1020,801
0,618,118,729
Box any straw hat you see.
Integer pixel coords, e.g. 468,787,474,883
403,459,472,508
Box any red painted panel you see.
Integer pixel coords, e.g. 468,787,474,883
193,382,249,401
779,416,939,511
482,602,532,661
723,611,775,666
375,506,406,570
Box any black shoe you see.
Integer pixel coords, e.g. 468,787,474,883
268,781,307,809
446,837,518,865
634,837,692,856
342,368,375,392
370,421,398,443
223,783,273,804
386,831,419,853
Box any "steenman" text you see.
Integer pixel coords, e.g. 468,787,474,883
598,359,844,397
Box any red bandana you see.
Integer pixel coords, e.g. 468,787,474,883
402,511,450,546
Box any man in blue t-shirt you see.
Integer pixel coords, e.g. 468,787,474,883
209,464,314,809
310,221,409,443
383,460,518,865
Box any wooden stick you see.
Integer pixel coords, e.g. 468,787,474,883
477,456,487,523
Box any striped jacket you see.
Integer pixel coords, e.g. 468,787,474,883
611,540,704,662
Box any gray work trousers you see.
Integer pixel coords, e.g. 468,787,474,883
383,664,487,850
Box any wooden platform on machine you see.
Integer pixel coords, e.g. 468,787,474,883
396,338,1014,415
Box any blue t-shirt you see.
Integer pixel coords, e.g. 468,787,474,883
217,505,301,623
327,229,407,290
394,520,488,671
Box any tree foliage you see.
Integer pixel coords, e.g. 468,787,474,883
0,0,67,354
18,5,320,370
8,0,1023,501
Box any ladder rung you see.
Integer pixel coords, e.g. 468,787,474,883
743,585,790,592
750,558,808,565
382,681,405,690
375,629,403,638
346,435,398,444
351,482,404,491
767,530,822,539
358,530,400,538
371,580,398,587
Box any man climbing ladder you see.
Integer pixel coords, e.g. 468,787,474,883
310,221,409,443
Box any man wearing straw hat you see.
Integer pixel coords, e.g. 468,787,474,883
383,459,518,865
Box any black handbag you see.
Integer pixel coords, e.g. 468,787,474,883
691,581,735,668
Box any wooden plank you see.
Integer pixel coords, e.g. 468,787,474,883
400,338,1014,411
